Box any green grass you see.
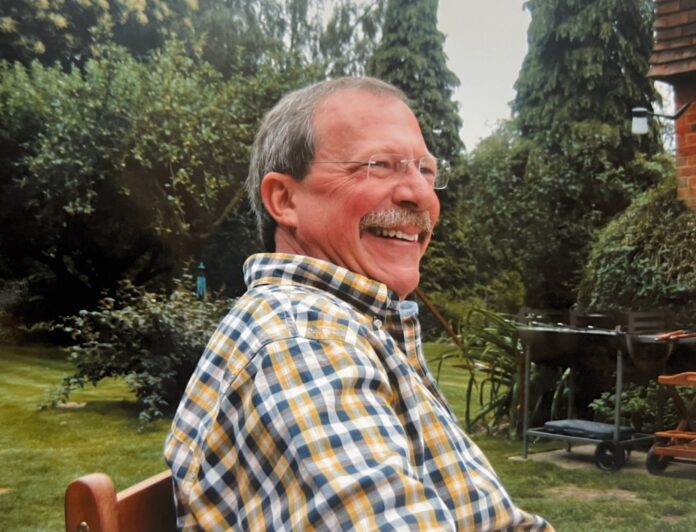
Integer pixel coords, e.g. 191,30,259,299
0,344,170,531
425,343,696,532
2,342,696,531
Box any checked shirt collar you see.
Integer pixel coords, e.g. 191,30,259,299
243,252,402,320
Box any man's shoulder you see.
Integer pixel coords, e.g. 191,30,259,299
236,281,367,328
210,282,370,355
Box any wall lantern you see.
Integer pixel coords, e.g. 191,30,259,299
631,101,692,135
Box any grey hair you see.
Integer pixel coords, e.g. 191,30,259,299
246,76,409,251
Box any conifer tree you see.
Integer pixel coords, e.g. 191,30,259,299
367,0,463,161
506,0,664,307
513,0,661,156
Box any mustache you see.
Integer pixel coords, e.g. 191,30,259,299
359,208,434,234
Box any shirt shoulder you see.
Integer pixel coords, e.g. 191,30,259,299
222,281,374,351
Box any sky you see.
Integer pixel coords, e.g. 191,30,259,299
437,2,531,150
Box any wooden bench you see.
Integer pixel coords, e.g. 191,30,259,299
65,470,176,532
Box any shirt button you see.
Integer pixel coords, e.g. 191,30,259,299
373,318,382,328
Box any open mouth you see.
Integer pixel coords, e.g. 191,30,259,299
367,227,420,242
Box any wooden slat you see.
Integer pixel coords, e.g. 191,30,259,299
653,444,696,459
117,471,176,532
651,47,696,65
656,1,681,16
655,11,693,30
654,429,696,440
65,471,176,532
658,371,696,386
654,35,694,51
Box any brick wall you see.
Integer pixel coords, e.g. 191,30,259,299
674,81,696,209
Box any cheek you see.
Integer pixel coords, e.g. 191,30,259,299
430,196,441,224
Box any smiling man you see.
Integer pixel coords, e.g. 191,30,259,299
165,78,552,531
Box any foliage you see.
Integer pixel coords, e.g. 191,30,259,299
432,308,559,437
1,0,385,79
180,0,386,79
459,308,524,435
457,124,530,302
0,0,194,68
577,176,696,326
515,0,661,152
368,0,462,162
48,277,232,421
589,380,696,434
478,0,666,308
319,0,386,77
0,38,311,321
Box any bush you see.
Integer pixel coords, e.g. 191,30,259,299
577,177,696,326
589,380,696,433
50,277,232,421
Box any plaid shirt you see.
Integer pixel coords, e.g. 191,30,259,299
165,253,552,531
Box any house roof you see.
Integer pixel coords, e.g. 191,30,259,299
649,0,696,80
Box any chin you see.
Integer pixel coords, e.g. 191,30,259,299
384,275,420,300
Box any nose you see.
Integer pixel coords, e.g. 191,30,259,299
393,161,440,211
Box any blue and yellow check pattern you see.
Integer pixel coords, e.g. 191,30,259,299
165,253,552,531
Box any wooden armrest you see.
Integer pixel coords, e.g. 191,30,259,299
65,473,119,532
65,470,176,532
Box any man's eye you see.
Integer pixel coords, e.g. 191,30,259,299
369,159,391,169
420,164,437,176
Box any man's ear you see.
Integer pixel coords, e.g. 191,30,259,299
260,172,300,229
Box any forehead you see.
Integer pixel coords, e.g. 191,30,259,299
312,89,424,154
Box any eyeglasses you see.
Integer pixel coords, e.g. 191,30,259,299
310,153,450,190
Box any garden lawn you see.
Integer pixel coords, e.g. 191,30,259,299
1,342,696,531
0,344,170,531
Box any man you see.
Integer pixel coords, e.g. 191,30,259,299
165,77,552,531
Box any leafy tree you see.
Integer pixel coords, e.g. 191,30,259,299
514,0,661,153
459,123,530,299
0,0,194,68
0,0,386,79
49,277,232,421
319,0,386,77
0,39,312,321
173,0,312,79
486,0,665,307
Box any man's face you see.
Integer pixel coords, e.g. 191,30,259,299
271,89,440,299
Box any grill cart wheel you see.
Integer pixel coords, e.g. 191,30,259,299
646,447,670,474
594,440,626,471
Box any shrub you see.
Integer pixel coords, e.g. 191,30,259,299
589,380,696,434
50,277,232,421
577,177,696,326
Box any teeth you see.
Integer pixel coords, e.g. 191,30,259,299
374,228,418,242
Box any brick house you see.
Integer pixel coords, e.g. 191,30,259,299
649,0,696,208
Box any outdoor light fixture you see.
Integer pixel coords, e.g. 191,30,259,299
631,101,692,135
